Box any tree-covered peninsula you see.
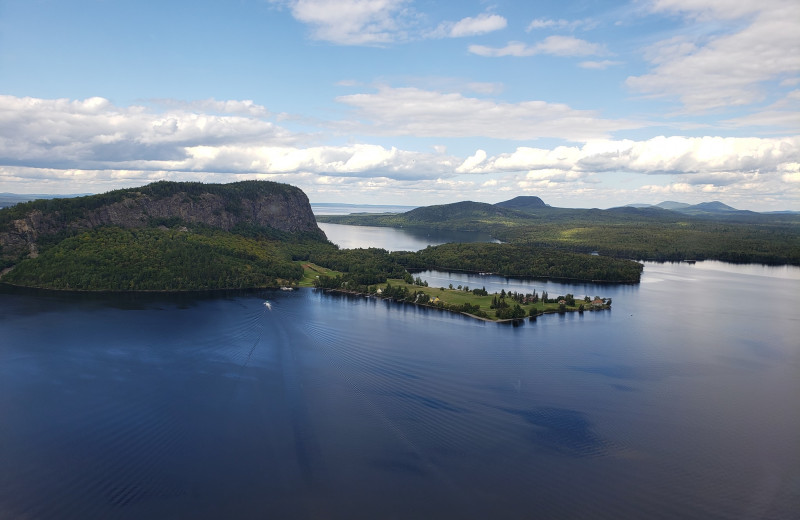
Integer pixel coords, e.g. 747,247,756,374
313,271,612,322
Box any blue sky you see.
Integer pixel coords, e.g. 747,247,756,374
0,0,798,210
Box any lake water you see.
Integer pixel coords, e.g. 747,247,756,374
311,203,417,216
318,222,499,251
0,225,798,519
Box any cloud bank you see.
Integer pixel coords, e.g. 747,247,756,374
274,0,413,45
457,137,800,179
0,95,797,208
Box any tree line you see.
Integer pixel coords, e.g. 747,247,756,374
392,243,643,283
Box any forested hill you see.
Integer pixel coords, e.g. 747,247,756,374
0,181,335,290
0,180,325,264
400,201,527,226
317,197,800,265
317,201,535,231
494,196,548,211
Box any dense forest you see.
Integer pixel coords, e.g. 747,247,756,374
393,243,643,282
3,227,308,291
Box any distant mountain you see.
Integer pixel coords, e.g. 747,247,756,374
494,196,548,211
636,200,763,216
0,192,90,209
686,201,738,213
606,206,674,218
401,201,522,223
674,201,763,217
655,201,692,211
315,200,536,230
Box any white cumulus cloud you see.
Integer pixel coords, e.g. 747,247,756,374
275,0,413,45
150,98,271,118
456,149,487,173
436,13,507,38
459,136,800,181
0,95,294,168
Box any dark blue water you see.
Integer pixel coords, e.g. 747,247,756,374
1,254,799,517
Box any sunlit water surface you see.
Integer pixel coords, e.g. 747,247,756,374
0,223,798,519
318,222,498,251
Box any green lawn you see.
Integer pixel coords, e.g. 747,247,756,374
297,262,342,287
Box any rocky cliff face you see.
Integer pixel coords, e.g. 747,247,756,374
72,189,322,234
0,181,325,263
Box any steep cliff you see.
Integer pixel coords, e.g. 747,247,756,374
0,180,325,266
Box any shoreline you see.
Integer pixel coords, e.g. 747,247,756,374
408,266,639,285
0,280,612,324
0,280,286,295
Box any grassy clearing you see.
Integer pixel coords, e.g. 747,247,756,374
558,227,592,241
297,262,342,287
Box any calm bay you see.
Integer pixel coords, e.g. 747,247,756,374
0,222,798,519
